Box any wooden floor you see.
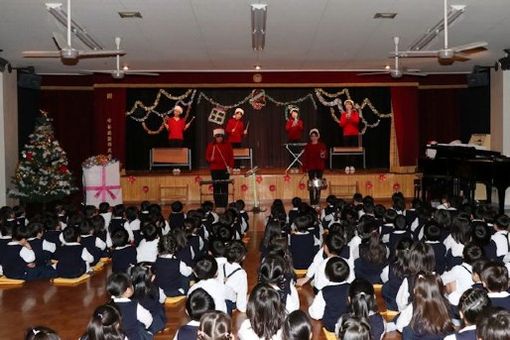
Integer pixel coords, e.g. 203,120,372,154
0,208,400,340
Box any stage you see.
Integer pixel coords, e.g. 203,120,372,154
120,168,418,204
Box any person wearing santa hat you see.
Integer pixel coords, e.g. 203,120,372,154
164,105,191,147
285,107,304,142
302,128,328,206
225,108,247,148
205,129,234,208
331,99,360,174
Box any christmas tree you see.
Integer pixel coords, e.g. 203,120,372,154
10,111,77,203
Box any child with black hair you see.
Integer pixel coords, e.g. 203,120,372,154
337,316,371,340
444,216,472,270
444,288,491,340
89,214,107,245
380,209,398,241
169,201,186,230
423,221,447,274
124,206,142,246
79,220,106,266
197,311,232,340
184,217,206,261
107,272,153,340
83,205,97,219
129,263,166,334
288,197,302,227
139,201,151,224
442,243,484,307
235,199,249,235
171,228,194,267
309,257,351,331
153,234,192,297
481,262,510,309
208,238,228,282
26,221,55,267
259,219,283,258
471,220,497,261
137,224,160,263
337,278,386,340
13,205,27,227
174,288,215,340
282,310,312,340
238,284,285,340
54,226,94,278
385,215,410,257
1,225,39,280
476,308,510,340
42,213,62,247
111,229,137,273
81,304,124,340
188,255,233,313
470,259,488,290
491,214,510,262
354,229,388,285
201,201,219,225
352,193,364,211
26,326,61,340
289,215,320,270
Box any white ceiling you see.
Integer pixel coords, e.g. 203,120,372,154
0,0,509,74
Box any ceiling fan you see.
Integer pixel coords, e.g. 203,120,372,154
393,0,488,65
22,0,125,64
358,37,427,78
84,37,159,79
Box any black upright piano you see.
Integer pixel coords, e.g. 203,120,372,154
418,144,510,213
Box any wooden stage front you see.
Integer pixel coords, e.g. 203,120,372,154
121,168,418,204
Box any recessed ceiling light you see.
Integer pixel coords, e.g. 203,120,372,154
118,11,142,18
385,65,391,70
254,65,261,70
123,65,129,71
374,12,397,19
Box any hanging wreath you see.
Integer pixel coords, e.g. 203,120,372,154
365,181,373,190
269,184,276,192
298,182,306,190
142,185,149,193
250,89,266,110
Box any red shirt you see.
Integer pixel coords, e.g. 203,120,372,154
285,118,304,142
339,111,360,136
302,142,328,171
225,118,245,144
165,117,186,140
206,141,234,170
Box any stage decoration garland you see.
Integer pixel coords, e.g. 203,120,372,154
315,88,392,135
126,89,195,120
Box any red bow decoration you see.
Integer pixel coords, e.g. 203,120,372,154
283,174,291,182
298,182,306,190
256,175,263,184
393,183,401,192
128,176,136,184
269,184,276,192
58,165,68,174
378,174,387,182
366,181,373,190
241,184,248,192
142,185,149,193
26,152,33,161
194,175,202,183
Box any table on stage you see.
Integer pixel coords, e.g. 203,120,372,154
283,143,307,172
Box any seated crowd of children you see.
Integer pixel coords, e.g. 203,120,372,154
4,193,510,340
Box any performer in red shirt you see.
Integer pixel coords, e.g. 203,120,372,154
331,99,361,173
164,105,191,147
205,128,234,208
302,128,328,205
225,108,247,148
285,108,304,142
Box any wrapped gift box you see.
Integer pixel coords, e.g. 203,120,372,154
82,161,123,207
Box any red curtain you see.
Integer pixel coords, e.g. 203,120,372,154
391,87,419,166
93,88,127,166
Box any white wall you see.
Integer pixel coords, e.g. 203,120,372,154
0,71,19,206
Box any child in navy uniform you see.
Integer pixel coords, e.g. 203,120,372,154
184,217,205,261
381,237,413,311
81,304,125,340
99,202,112,228
153,234,192,297
124,206,142,246
386,215,410,258
108,204,126,236
137,224,160,263
423,222,447,274
129,264,166,334
481,262,510,310
169,201,186,230
1,225,39,280
27,222,56,269
490,214,510,262
79,220,106,266
42,213,62,247
354,229,387,284
54,226,94,278
174,288,215,340
107,272,153,340
444,288,491,340
223,241,248,313
476,309,510,340
471,220,497,261
90,214,107,245
309,257,351,332
236,199,249,235
288,197,302,227
111,229,137,273
289,215,320,270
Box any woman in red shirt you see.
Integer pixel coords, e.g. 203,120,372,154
205,128,234,208
302,129,328,205
164,105,191,147
225,108,247,148
285,108,304,142
331,99,361,173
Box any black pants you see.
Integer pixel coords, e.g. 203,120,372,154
211,169,230,208
343,135,358,166
308,170,323,205
168,139,183,147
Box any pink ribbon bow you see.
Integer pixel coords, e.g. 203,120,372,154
85,166,121,201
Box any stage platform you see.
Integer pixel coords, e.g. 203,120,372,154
121,168,418,204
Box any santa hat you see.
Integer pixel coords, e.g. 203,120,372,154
174,105,183,114
344,99,354,107
213,128,225,137
234,108,244,116
309,128,320,137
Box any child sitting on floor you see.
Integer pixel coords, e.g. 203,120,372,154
54,226,94,278
111,229,137,273
174,288,215,340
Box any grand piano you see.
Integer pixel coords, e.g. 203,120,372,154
418,143,510,213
